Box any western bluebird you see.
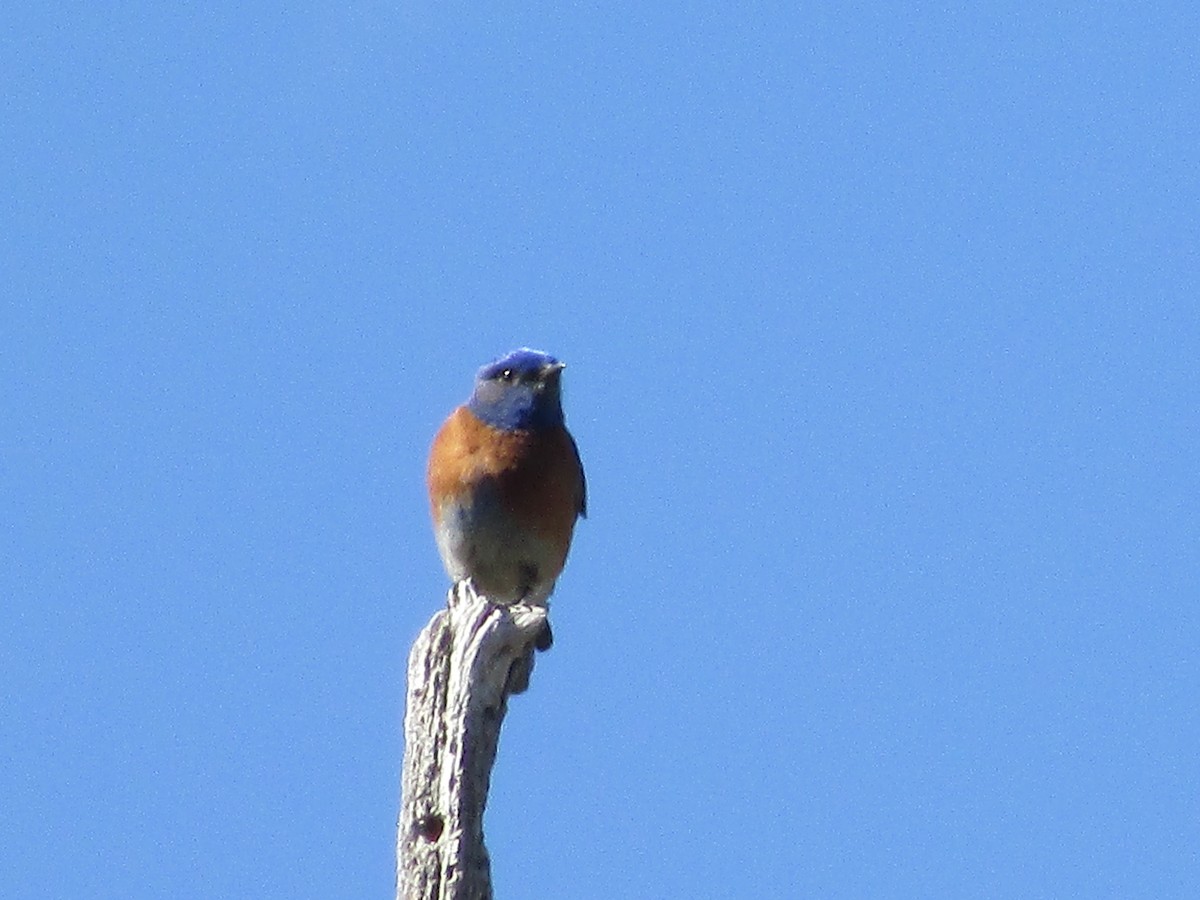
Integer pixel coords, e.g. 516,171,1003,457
427,349,586,646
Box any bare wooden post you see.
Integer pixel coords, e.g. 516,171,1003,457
396,581,548,900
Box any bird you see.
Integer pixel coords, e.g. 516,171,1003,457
427,349,586,647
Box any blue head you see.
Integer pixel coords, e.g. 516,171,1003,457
467,348,568,431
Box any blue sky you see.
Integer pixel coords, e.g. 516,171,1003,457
4,3,1198,898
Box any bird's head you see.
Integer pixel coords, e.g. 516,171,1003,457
467,348,567,430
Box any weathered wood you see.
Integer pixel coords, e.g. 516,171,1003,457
396,582,548,900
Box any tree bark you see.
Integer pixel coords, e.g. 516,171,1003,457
396,582,548,900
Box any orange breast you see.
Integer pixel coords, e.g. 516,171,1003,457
427,406,586,599
427,407,585,534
